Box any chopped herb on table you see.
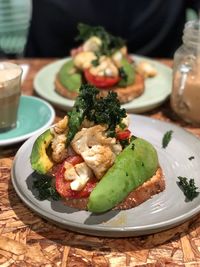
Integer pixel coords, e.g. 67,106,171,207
188,156,195,160
177,176,199,201
162,130,173,148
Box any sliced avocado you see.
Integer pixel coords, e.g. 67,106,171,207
118,57,135,87
58,60,82,92
87,138,159,213
30,129,54,174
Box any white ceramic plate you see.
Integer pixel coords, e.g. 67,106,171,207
34,56,172,113
11,115,200,237
0,95,55,146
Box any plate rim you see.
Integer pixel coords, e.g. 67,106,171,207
0,95,55,146
11,114,200,237
33,55,172,113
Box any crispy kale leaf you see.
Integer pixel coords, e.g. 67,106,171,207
85,91,127,137
33,175,60,201
67,84,127,142
76,23,125,56
67,84,99,143
177,176,199,201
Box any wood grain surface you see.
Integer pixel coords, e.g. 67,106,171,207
1,59,200,266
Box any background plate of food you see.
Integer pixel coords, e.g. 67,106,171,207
34,56,171,113
11,114,200,237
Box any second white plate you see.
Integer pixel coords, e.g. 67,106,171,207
33,56,172,113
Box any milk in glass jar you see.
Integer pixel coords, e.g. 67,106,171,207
171,20,200,126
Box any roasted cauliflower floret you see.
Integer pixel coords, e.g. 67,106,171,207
136,61,157,78
51,134,68,163
64,161,93,191
89,56,119,77
120,46,127,56
82,145,115,179
71,125,122,154
53,116,68,134
50,116,69,163
116,115,129,132
112,50,124,68
71,125,122,179
81,118,95,128
83,36,102,52
74,51,97,70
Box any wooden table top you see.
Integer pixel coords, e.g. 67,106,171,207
1,58,200,266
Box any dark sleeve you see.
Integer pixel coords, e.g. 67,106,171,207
187,0,200,10
24,0,189,58
24,0,78,57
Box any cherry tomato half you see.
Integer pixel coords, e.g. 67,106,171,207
116,129,131,140
55,155,97,199
84,69,120,88
65,155,84,166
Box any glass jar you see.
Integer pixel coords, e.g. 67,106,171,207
170,20,200,126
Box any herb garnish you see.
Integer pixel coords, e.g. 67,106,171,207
131,143,135,150
119,138,130,149
76,23,125,56
91,58,99,67
119,122,126,130
162,130,173,148
119,135,137,149
188,156,195,160
33,175,60,201
67,84,127,142
87,91,126,137
177,176,199,201
119,67,128,82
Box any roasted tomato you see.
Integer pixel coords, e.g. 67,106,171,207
55,155,97,199
84,69,120,88
116,129,131,140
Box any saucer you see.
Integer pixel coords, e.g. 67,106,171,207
0,95,55,146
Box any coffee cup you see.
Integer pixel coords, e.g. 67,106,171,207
0,62,22,132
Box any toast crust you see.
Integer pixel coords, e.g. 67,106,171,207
54,73,145,104
115,167,165,210
55,75,79,100
63,167,165,211
98,74,145,104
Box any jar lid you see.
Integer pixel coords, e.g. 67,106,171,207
183,20,200,47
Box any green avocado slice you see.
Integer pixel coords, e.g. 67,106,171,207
118,57,135,87
87,138,159,213
58,60,82,92
30,129,54,174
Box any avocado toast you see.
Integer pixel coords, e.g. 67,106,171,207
30,84,165,213
55,23,154,104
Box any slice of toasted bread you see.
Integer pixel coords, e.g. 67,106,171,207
98,73,145,104
63,167,165,211
55,74,79,100
115,167,165,210
54,73,145,104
